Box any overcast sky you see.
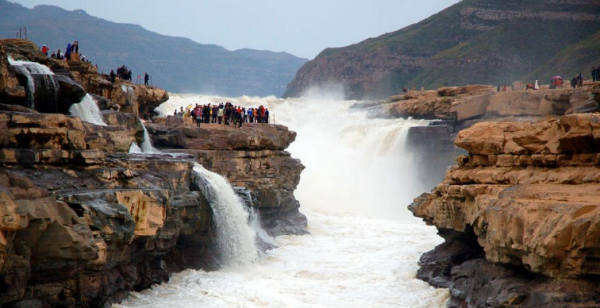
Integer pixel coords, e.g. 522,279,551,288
12,0,460,59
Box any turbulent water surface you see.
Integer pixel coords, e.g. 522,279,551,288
117,92,448,308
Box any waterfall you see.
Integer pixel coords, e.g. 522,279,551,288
129,119,160,154
192,163,259,268
8,57,58,108
140,123,159,153
69,94,107,126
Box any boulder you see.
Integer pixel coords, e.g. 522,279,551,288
53,74,86,114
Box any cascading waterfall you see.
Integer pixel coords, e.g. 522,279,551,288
192,163,259,268
8,57,59,108
69,94,107,126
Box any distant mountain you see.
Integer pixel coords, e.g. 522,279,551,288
284,0,600,100
0,0,308,97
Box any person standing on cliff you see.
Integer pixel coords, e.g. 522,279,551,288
593,67,597,82
42,45,49,56
217,105,224,124
265,108,270,124
65,43,72,60
144,73,149,85
110,70,116,84
195,108,202,128
212,105,218,123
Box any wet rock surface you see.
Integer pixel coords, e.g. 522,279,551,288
410,113,600,307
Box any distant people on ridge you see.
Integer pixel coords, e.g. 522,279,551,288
109,70,116,84
144,73,149,85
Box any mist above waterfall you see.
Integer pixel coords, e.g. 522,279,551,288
160,91,432,221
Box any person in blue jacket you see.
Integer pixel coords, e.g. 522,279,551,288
65,43,72,60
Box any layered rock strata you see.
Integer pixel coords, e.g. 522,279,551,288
147,118,307,236
0,38,307,307
0,110,306,307
410,114,600,307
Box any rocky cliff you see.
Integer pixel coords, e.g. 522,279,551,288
284,0,600,100
0,39,307,308
2,39,169,118
410,113,600,307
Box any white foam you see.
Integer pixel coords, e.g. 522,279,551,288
69,94,107,126
115,210,447,308
193,163,260,268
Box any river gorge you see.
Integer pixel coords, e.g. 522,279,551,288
1,37,600,308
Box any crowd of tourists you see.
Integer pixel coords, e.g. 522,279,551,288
115,65,133,81
108,67,151,85
174,103,270,128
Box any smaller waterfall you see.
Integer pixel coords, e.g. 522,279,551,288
8,57,58,108
69,94,107,126
192,163,259,268
129,120,160,154
140,123,159,153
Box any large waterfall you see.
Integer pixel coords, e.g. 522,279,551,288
69,94,107,126
117,93,448,308
192,163,259,267
8,57,58,108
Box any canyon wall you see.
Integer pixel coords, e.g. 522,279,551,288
410,112,600,307
0,39,307,308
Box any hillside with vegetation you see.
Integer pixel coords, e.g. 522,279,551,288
0,0,307,97
284,0,600,100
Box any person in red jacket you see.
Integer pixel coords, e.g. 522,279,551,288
41,45,49,56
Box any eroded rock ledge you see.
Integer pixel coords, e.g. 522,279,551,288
410,114,600,307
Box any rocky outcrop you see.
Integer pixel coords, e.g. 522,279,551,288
410,113,600,307
147,120,296,151
0,39,168,117
0,39,25,105
67,59,169,117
